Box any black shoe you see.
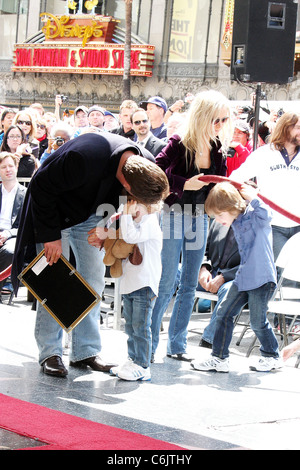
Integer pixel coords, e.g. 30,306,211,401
69,355,118,372
167,353,194,362
199,338,213,349
42,356,68,377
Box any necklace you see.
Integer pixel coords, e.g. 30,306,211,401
285,147,298,158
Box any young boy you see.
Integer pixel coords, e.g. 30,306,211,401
191,182,282,373
110,199,163,381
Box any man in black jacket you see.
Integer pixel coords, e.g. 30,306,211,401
12,132,169,377
0,152,26,295
131,108,166,157
110,99,138,141
198,220,240,348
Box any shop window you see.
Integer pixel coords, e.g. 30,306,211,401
0,0,28,59
168,0,222,64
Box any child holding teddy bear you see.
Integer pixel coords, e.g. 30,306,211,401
109,199,163,381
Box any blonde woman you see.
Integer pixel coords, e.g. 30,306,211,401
151,90,232,362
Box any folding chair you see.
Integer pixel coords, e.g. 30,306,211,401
193,289,250,349
193,290,218,314
268,233,300,345
248,233,300,361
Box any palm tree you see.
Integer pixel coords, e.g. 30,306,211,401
123,0,132,99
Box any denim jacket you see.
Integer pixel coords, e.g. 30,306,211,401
232,198,277,291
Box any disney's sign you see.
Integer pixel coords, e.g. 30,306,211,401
41,13,117,47
12,14,155,77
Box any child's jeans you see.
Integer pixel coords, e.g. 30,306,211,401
212,281,279,359
123,287,156,368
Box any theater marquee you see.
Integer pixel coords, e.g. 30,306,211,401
12,13,155,77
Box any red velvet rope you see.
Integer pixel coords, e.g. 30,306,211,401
198,175,300,225
0,265,12,282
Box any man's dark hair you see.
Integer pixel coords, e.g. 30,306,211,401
122,155,169,205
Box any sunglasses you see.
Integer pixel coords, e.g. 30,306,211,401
133,119,148,126
213,117,229,125
37,124,46,130
7,134,22,140
17,120,32,126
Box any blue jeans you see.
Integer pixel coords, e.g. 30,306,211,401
212,281,279,359
123,287,156,368
272,224,300,261
202,281,235,345
35,214,106,364
151,211,208,356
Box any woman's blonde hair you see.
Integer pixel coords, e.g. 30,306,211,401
13,109,37,142
205,182,246,217
181,90,232,169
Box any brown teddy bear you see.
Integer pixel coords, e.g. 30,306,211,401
102,228,142,278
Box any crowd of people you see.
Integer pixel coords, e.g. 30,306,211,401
1,89,300,382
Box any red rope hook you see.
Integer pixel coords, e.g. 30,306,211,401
0,264,12,282
198,175,300,225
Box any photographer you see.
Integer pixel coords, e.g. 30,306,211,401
54,94,69,122
258,108,281,144
226,120,253,176
40,122,73,164
1,124,38,177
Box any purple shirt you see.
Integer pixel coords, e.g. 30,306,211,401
155,134,227,207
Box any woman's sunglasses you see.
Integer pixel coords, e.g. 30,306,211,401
17,120,32,126
213,117,229,125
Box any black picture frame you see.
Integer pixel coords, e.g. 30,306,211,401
18,250,100,332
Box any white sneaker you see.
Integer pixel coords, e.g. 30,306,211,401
249,356,283,372
110,358,133,376
191,355,229,373
117,362,151,381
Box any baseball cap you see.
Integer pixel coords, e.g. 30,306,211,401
234,119,250,134
140,96,168,113
104,110,118,120
74,105,88,115
88,105,105,116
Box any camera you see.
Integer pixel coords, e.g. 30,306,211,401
277,108,285,118
55,136,65,147
60,95,68,103
226,147,236,158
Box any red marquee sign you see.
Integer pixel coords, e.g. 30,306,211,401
12,14,155,77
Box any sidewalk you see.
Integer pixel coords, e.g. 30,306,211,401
0,286,300,450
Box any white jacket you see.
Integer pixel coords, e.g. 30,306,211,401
119,212,162,296
231,144,300,227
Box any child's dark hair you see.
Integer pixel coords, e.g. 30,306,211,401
205,182,247,217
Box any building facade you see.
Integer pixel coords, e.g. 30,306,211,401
0,0,300,112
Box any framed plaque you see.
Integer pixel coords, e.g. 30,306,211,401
18,250,101,332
